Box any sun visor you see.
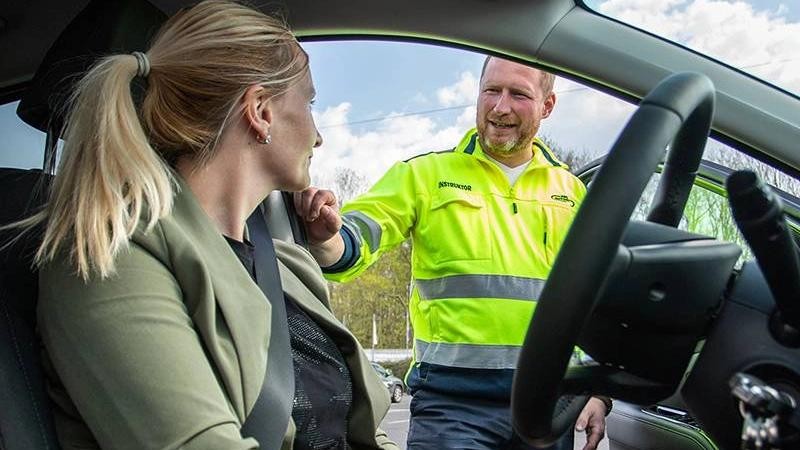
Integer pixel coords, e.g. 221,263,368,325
16,0,166,134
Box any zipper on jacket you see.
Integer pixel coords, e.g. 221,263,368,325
509,186,518,215
542,210,549,247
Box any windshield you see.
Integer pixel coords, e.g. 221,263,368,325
582,0,800,97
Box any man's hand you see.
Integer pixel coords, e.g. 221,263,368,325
293,188,345,266
575,397,607,450
294,188,342,244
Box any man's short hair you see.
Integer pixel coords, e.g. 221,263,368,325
480,56,555,96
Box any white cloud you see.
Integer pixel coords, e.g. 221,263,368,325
436,71,479,107
540,79,636,159
311,102,466,188
310,71,483,188
600,0,800,92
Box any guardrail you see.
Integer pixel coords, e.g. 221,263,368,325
370,348,413,362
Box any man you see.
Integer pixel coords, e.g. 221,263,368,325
296,56,609,450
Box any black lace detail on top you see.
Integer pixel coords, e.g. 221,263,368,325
285,296,352,450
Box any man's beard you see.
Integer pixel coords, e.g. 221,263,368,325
486,138,518,155
483,135,530,156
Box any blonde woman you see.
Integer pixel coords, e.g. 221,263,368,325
26,1,396,449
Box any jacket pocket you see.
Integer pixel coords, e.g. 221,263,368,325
541,202,577,265
424,190,491,263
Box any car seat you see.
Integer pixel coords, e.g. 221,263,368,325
0,1,166,448
0,169,59,450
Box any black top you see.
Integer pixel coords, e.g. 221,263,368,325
224,236,353,449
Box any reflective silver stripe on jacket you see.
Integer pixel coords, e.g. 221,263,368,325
415,274,546,300
343,211,382,253
415,339,520,369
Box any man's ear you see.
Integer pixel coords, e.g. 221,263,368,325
541,92,556,119
243,84,272,140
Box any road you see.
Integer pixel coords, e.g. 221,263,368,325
381,395,411,447
380,395,609,450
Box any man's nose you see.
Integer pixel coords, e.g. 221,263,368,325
492,91,512,114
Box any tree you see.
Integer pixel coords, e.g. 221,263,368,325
538,134,595,173
333,167,369,206
328,241,412,349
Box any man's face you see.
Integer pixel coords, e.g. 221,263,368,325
476,58,555,158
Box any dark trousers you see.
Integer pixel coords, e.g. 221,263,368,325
406,388,575,450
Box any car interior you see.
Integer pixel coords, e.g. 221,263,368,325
1,0,799,449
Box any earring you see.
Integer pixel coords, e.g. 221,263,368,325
257,132,272,145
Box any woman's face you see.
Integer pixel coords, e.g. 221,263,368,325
267,71,323,191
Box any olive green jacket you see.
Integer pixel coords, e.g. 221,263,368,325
38,182,397,450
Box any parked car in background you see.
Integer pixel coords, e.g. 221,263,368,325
371,362,405,403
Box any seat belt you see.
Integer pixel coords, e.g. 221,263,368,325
241,206,294,449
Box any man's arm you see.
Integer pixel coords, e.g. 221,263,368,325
297,161,420,282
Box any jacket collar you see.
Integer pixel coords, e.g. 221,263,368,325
454,128,567,171
160,176,270,418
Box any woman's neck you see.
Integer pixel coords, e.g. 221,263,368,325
176,150,273,241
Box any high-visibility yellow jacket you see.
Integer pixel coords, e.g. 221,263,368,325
325,128,586,371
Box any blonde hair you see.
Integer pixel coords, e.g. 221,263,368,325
30,0,308,280
480,56,556,95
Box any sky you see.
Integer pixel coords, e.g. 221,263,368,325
1,0,798,193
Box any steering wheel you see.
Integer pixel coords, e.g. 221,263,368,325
511,72,715,446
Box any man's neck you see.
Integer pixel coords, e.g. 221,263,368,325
480,138,535,167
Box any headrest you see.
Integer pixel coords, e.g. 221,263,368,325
16,0,166,134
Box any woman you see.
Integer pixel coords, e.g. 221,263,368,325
28,1,396,449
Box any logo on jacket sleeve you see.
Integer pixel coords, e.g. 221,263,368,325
550,194,575,207
438,181,473,191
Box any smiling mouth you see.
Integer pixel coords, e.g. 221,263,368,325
489,120,515,129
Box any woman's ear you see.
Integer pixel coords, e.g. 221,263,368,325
243,84,272,141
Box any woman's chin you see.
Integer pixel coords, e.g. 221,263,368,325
290,175,311,192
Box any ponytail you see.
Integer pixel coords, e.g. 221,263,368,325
36,54,174,280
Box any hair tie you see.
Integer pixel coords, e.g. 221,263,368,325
132,51,151,78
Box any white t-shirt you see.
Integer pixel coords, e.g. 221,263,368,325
485,153,531,186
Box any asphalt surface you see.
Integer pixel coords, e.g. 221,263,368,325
381,395,411,448
380,394,609,450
